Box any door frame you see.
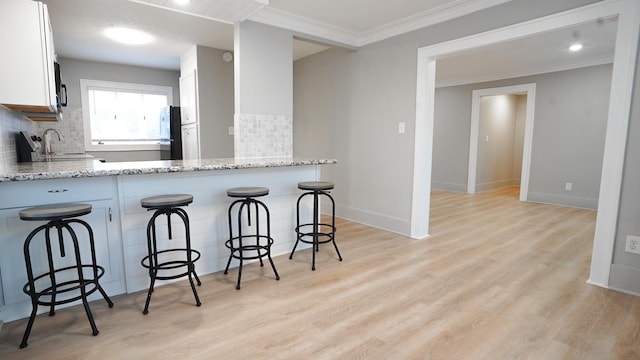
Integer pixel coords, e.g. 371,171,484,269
410,0,640,289
467,83,536,201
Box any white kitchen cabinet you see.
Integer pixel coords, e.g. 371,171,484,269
179,70,198,125
180,45,235,159
182,123,200,160
0,178,125,322
0,1,59,118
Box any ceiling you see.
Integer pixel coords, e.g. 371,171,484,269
41,0,617,85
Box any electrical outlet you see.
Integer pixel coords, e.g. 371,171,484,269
565,182,572,191
625,235,640,254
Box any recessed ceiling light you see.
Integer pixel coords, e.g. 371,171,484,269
104,27,154,45
569,43,583,52
174,0,190,5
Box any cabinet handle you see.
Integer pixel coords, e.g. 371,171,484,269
47,189,68,193
108,207,112,222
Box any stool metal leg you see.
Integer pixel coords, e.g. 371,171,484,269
224,200,237,276
289,195,305,258
44,226,57,316
143,212,159,315
312,191,318,270
225,197,279,290
143,207,200,314
20,218,113,348
326,191,342,262
20,223,47,349
260,199,280,281
66,224,99,336
176,207,201,306
290,189,342,270
73,219,114,308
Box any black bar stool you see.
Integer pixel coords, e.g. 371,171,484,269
224,187,280,290
140,194,201,314
19,203,113,349
289,181,342,270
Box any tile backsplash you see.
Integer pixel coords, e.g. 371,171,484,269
235,113,293,159
0,106,36,163
35,107,85,154
0,106,85,164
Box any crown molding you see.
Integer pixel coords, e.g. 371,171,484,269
359,0,512,46
128,0,267,24
248,7,361,48
249,0,512,48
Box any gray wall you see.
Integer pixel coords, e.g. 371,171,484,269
431,64,612,208
236,21,292,116
195,46,235,158
294,0,605,234
294,0,640,295
431,85,471,192
49,58,180,161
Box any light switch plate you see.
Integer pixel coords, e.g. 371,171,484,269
398,122,405,134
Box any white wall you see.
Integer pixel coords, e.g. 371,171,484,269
513,95,527,184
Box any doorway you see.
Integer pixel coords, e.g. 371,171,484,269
467,84,535,202
409,0,639,289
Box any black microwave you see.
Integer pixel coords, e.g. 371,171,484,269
54,62,67,110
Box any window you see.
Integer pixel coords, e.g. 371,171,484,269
80,79,173,151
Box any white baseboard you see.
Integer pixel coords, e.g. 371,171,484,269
335,204,411,237
527,192,598,210
476,179,515,192
607,264,640,297
431,181,466,192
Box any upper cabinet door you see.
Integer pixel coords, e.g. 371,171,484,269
0,1,57,113
179,70,198,125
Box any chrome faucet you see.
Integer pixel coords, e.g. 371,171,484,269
43,128,62,160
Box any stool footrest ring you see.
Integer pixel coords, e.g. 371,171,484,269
141,249,201,269
22,265,106,307
225,235,275,261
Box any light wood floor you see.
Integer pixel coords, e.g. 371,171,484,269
1,187,639,359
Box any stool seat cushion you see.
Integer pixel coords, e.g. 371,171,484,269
19,203,92,221
227,187,269,198
298,181,335,191
141,194,193,208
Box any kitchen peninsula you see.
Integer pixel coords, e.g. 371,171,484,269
0,157,336,322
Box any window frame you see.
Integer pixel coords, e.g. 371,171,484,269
80,79,173,152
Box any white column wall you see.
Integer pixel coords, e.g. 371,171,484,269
234,21,293,159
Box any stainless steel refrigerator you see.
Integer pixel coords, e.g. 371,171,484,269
160,106,182,160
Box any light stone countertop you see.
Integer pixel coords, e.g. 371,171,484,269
0,158,338,182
